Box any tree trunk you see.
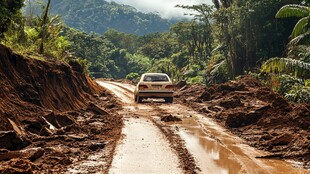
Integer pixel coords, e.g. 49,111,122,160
39,0,51,54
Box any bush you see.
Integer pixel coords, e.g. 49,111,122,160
189,76,203,84
276,75,304,95
275,75,310,104
126,72,139,81
285,85,310,103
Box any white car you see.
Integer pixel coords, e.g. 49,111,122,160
134,73,174,103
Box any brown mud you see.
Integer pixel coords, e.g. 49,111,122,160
0,45,122,173
176,75,310,169
98,81,199,174
100,81,308,173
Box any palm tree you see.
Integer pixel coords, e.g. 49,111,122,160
262,4,310,79
275,4,310,38
261,57,310,79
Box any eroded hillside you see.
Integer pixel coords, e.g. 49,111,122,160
0,45,122,173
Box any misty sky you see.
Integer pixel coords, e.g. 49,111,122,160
109,0,213,19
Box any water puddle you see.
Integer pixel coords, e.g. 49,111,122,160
179,129,232,174
160,104,308,174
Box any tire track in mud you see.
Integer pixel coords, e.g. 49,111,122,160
105,80,200,173
97,80,196,174
155,104,308,174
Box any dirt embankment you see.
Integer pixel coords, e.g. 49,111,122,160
0,45,122,173
176,76,310,168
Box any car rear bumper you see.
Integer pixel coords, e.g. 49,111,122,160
138,91,174,98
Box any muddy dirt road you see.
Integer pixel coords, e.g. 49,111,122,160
97,80,309,174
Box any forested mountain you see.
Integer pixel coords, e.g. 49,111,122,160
37,0,173,35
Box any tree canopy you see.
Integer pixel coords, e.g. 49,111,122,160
0,0,24,37
27,0,174,36
2,0,309,103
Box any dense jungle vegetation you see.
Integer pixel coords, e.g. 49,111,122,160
1,0,309,103
25,0,173,35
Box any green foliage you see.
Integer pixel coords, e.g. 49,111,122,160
138,32,179,61
275,75,310,103
261,57,310,79
104,29,138,54
276,5,309,18
126,72,139,81
3,0,309,107
285,85,310,103
64,26,154,79
76,58,90,74
210,0,300,78
42,0,172,36
0,0,24,37
206,59,230,85
172,6,213,65
189,76,204,84
276,74,304,95
2,0,71,61
276,4,310,38
148,58,179,79
126,54,151,75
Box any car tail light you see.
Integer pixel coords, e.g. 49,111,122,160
165,85,174,89
138,84,148,90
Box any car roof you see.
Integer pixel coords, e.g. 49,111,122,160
142,73,168,76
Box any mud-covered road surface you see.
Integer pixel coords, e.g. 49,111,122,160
97,80,308,174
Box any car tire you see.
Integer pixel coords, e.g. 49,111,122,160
137,96,143,103
165,97,173,103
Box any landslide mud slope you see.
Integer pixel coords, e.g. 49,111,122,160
0,45,122,173
176,75,310,169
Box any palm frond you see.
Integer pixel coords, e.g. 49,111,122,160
261,57,310,79
211,44,224,54
210,60,226,76
291,17,309,38
49,15,60,25
289,31,310,46
275,5,309,18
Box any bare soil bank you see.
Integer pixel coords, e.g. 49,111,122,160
0,45,122,173
176,75,310,169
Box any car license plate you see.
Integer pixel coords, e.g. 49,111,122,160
152,85,162,89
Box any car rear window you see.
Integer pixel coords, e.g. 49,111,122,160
143,75,169,82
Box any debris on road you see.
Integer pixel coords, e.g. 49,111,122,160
177,75,310,168
161,114,182,122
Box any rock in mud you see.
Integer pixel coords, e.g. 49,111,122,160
161,115,182,122
0,147,44,161
23,118,52,136
88,142,106,151
87,102,109,115
269,133,293,146
0,131,31,150
44,112,75,129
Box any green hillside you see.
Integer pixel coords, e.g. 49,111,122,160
47,0,172,35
